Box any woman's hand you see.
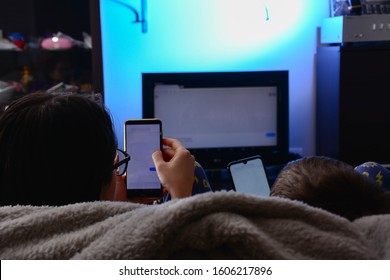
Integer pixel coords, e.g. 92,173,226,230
152,138,195,199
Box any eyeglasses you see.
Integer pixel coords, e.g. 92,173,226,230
112,148,131,176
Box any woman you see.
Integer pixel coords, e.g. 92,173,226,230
0,92,195,206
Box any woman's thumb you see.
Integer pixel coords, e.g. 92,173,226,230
152,150,164,166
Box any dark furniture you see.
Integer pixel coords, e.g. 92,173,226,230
316,44,390,166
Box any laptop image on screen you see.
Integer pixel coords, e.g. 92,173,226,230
153,85,278,149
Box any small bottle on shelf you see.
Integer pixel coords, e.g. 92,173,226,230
21,66,33,93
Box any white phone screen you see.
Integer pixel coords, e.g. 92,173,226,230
125,123,161,191
229,157,270,196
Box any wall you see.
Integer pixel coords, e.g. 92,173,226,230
100,0,330,156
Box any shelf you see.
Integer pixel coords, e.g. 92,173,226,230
0,0,102,97
0,47,93,94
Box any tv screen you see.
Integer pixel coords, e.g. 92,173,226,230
142,71,289,169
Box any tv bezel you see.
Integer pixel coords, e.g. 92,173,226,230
142,71,289,168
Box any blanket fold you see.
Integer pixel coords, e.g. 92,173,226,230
0,191,386,259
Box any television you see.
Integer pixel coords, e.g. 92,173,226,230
142,71,289,169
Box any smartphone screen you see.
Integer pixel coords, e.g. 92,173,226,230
124,119,162,198
228,156,270,196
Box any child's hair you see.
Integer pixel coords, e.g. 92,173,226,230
270,156,390,221
0,92,117,206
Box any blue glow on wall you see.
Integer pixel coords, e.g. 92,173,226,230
100,0,329,154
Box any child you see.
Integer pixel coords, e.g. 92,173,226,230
270,156,390,221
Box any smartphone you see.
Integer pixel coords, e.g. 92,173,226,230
227,155,270,196
124,119,163,198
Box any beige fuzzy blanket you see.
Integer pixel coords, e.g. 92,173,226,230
0,191,389,259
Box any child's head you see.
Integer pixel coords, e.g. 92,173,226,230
270,156,390,221
0,92,117,206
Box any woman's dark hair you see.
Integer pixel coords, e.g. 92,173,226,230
0,92,117,206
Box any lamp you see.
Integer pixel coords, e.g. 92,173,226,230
110,0,147,33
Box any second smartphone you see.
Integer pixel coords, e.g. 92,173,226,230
124,119,163,198
227,155,270,196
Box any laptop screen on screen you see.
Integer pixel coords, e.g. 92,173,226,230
154,85,278,149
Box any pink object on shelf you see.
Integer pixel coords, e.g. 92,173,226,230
41,36,73,50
